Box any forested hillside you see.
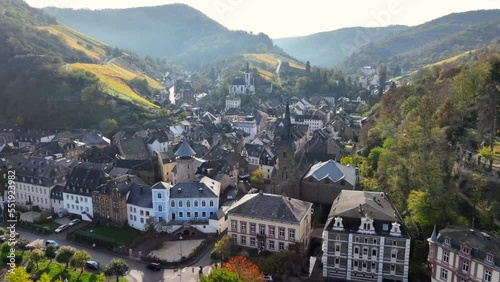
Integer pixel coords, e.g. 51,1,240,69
0,0,167,131
354,44,500,234
274,25,408,67
348,45,500,275
337,10,500,74
43,4,277,68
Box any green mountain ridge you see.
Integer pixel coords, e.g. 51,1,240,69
274,25,409,67
337,9,500,74
43,4,278,68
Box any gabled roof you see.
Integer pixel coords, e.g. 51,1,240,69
127,184,153,208
94,175,143,197
170,182,218,198
228,192,312,224
435,227,500,266
328,190,398,222
151,181,171,190
302,160,357,186
175,139,196,157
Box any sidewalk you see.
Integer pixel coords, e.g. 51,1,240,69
4,222,219,268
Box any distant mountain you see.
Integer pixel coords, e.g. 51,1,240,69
274,26,409,67
337,10,500,74
43,4,277,68
0,0,166,129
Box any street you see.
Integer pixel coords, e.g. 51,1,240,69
13,229,215,282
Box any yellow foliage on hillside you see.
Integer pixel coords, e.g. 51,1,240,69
36,25,108,61
70,63,160,108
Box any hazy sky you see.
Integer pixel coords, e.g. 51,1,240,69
25,0,500,38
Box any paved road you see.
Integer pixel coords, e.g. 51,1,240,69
13,228,215,282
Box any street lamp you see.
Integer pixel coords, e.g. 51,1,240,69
179,235,183,258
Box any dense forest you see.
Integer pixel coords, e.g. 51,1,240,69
44,5,278,68
341,44,500,275
341,43,500,271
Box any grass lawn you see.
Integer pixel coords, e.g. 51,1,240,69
81,226,142,246
33,221,61,233
32,260,106,282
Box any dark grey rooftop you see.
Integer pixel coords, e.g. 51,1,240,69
170,182,217,199
175,139,196,158
436,227,500,266
228,192,312,224
127,183,153,208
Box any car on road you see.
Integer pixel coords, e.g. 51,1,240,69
45,240,59,249
68,218,81,226
86,260,99,271
146,262,161,271
264,274,274,281
0,232,20,242
54,224,69,233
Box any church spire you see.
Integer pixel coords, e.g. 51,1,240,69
246,61,250,73
281,101,292,143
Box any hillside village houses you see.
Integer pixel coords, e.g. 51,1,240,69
0,65,396,278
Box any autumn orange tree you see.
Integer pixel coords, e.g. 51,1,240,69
223,256,264,282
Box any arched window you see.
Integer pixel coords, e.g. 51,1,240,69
171,200,175,207
202,200,206,207
186,200,191,207
209,200,214,207
157,192,162,199
178,200,183,207
194,200,198,207
158,205,163,212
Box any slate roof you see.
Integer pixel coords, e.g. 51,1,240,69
64,162,112,196
50,185,65,200
244,143,264,158
127,184,153,208
117,136,148,157
170,182,218,198
16,156,69,186
302,160,357,186
175,139,196,157
94,175,143,197
328,190,398,222
115,159,154,172
146,130,170,144
435,227,500,266
228,192,312,224
231,77,246,85
151,181,171,190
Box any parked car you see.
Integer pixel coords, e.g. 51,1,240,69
264,274,274,281
45,240,59,249
86,260,99,270
146,262,161,271
25,239,45,250
54,224,68,233
0,232,20,242
68,219,81,226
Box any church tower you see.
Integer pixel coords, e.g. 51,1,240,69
245,62,251,87
273,102,299,198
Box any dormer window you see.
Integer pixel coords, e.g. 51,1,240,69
444,238,450,245
486,254,493,263
462,247,470,255
332,217,344,231
390,222,402,236
359,216,375,234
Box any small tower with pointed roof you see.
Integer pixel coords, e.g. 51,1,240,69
427,224,438,265
173,139,197,184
